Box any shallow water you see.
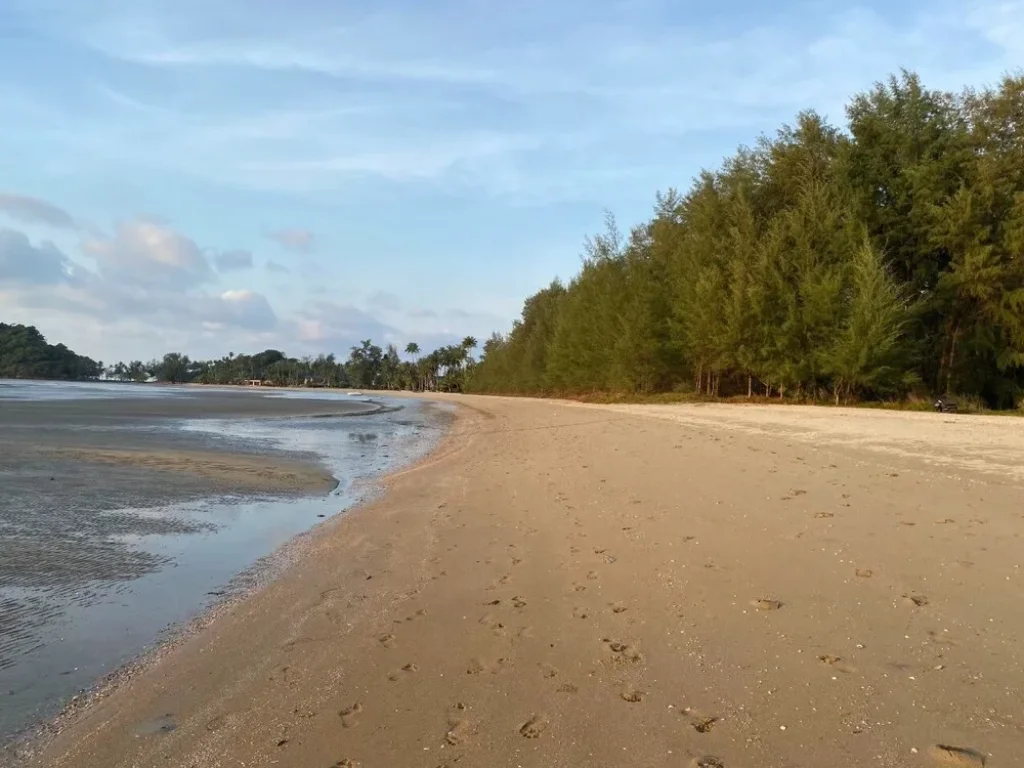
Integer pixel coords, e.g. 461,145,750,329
0,382,448,747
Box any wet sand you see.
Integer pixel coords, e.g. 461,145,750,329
22,395,1024,767
0,386,418,749
0,389,369,604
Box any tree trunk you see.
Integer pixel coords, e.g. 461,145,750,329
946,320,961,395
747,375,753,398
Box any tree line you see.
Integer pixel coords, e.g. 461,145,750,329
0,323,103,380
106,337,479,391
467,71,1024,408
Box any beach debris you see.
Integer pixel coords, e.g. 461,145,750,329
750,598,783,611
903,594,930,607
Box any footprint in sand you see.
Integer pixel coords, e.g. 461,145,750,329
691,716,719,733
928,744,986,767
610,602,628,614
331,760,356,768
512,596,528,608
818,654,855,674
691,757,725,768
814,512,834,519
339,703,363,729
620,690,644,703
750,599,783,611
557,682,579,694
378,633,396,648
519,715,549,738
466,657,511,676
402,663,419,672
479,614,507,635
604,639,644,664
902,594,929,608
855,568,873,578
445,719,471,746
572,606,589,620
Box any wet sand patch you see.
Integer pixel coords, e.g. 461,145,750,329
39,446,337,494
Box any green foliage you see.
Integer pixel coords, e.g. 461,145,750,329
99,338,474,393
0,323,102,380
468,71,1024,408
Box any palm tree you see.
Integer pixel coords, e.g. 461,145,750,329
405,342,420,357
461,336,477,352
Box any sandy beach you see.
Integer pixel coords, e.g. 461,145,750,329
23,395,1024,767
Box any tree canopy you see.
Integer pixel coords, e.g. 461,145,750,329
0,323,102,380
468,71,1024,408
103,339,478,393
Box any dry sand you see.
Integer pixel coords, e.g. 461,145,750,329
24,396,1024,767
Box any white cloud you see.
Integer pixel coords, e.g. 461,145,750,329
0,228,78,284
83,217,214,288
267,228,315,254
0,192,78,229
213,249,253,271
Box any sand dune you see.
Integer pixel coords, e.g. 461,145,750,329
26,396,1023,767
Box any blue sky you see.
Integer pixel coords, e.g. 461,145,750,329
1,0,1021,363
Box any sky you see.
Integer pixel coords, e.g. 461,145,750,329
1,0,1022,364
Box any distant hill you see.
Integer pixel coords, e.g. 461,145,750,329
0,323,102,380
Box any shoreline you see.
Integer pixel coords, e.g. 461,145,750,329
20,395,1024,767
4,397,456,765
0,386,448,759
